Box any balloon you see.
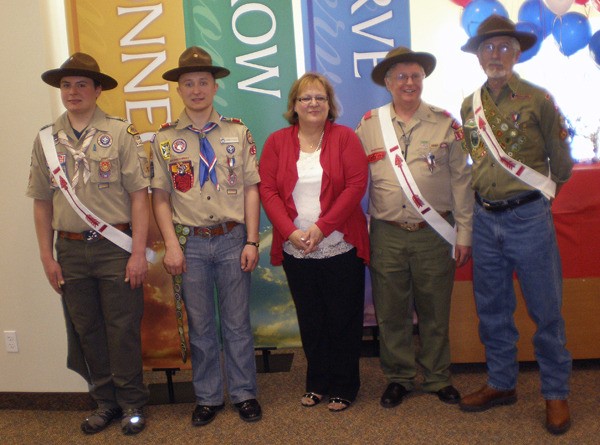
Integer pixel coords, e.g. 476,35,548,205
451,0,473,6
461,0,509,37
552,12,592,56
594,0,600,12
544,0,574,16
516,22,543,62
518,0,556,38
589,31,600,67
574,0,588,4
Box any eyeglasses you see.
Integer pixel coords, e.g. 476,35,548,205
297,95,328,105
390,73,425,83
479,43,514,55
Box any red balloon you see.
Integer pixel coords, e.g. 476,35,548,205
451,0,473,6
594,0,600,11
574,0,588,5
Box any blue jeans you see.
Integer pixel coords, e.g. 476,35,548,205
182,223,257,405
472,195,571,399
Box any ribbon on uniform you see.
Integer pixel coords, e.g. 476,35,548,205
57,128,97,188
188,123,219,190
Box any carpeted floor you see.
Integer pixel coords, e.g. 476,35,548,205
1,349,599,445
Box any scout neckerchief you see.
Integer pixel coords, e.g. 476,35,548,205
39,125,156,263
473,87,556,199
188,122,219,190
57,128,97,188
378,103,457,250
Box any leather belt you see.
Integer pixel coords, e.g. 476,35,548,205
190,221,238,238
384,211,450,232
58,223,131,242
476,191,542,212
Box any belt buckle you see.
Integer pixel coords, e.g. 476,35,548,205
400,222,420,232
84,230,99,242
199,227,211,237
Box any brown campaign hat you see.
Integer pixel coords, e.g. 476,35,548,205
461,15,537,54
41,52,118,90
371,46,436,86
162,46,230,81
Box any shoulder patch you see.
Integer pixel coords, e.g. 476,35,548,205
220,115,245,125
158,121,178,132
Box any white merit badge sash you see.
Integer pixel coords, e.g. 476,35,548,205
378,103,457,250
473,88,556,199
40,126,156,263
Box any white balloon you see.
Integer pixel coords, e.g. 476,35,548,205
544,0,574,16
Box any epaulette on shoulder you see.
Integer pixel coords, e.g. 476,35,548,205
39,123,53,131
220,115,245,125
363,109,378,120
158,120,178,131
107,115,129,122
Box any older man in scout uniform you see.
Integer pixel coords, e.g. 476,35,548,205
150,46,262,426
356,47,473,408
27,53,151,435
458,16,574,435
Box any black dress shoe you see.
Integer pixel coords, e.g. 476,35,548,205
234,398,262,422
380,383,409,408
192,404,224,426
436,385,461,404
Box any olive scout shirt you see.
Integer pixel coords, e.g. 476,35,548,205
461,74,573,201
26,106,151,232
150,108,260,227
356,101,473,247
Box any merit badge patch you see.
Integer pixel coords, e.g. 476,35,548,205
172,138,187,154
170,160,194,193
97,134,112,148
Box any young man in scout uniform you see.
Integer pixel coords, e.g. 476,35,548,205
150,46,262,426
458,15,574,435
356,47,473,409
27,53,151,435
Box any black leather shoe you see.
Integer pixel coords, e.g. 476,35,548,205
380,383,409,408
192,404,224,426
436,385,461,404
234,398,262,422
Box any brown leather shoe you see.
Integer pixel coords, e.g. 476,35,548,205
546,399,570,435
459,384,517,412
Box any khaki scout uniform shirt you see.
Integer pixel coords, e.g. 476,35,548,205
461,74,573,201
26,106,151,232
356,101,473,246
150,108,259,227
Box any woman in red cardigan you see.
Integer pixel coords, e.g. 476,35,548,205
259,72,369,412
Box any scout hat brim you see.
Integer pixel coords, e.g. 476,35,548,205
163,46,230,81
461,14,537,54
371,46,436,86
41,52,118,90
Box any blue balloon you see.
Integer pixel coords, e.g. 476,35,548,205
589,31,600,67
552,12,592,56
516,22,543,63
518,0,556,38
461,0,509,37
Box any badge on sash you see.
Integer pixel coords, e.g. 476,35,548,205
97,134,112,148
172,139,187,153
169,160,194,193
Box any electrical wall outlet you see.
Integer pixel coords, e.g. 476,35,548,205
4,331,18,353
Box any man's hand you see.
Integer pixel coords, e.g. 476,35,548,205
125,251,148,289
454,244,472,268
162,246,186,276
42,256,64,294
241,244,259,272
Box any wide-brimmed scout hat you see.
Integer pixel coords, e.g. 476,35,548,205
162,46,230,81
461,15,537,54
371,46,436,86
41,52,118,90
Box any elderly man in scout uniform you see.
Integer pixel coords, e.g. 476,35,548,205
27,53,151,435
356,47,473,408
458,16,574,435
150,46,262,426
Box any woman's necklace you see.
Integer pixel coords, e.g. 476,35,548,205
299,130,324,152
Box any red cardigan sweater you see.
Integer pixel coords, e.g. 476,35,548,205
259,120,370,266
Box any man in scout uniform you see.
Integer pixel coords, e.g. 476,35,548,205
356,47,473,408
150,46,262,426
458,15,574,435
26,53,151,435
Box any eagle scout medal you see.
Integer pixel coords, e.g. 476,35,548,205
172,139,187,154
97,133,112,148
227,156,237,185
99,158,111,179
170,160,194,193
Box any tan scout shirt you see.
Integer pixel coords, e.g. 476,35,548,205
356,101,473,246
26,107,150,232
461,74,573,201
150,108,259,227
